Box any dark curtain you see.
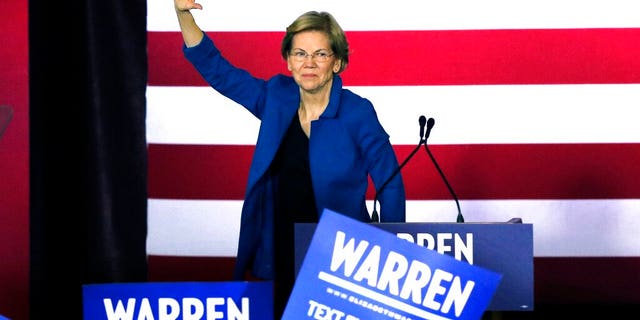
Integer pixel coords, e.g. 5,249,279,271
29,0,148,319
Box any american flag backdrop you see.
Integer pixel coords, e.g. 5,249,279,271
146,0,640,305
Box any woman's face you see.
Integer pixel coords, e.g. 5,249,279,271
287,30,341,95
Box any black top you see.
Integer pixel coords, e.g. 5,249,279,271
271,115,318,224
269,114,318,317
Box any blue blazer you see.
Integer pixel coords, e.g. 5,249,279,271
184,34,406,280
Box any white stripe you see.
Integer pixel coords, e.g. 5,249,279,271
146,84,640,145
147,198,640,257
146,86,260,145
148,0,640,31
147,199,241,257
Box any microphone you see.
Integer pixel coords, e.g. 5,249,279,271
424,117,434,140
422,118,465,223
419,115,426,139
371,115,426,222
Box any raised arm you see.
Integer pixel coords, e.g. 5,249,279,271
174,0,205,47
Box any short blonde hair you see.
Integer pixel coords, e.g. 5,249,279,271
281,11,349,74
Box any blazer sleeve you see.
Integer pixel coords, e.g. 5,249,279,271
343,92,407,222
183,33,268,119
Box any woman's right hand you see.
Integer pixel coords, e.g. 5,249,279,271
174,0,203,13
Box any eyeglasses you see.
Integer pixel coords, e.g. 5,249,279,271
289,50,334,62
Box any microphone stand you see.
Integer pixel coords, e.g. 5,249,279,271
423,122,464,223
372,115,427,223
371,137,424,222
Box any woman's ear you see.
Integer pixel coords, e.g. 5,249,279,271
333,61,341,73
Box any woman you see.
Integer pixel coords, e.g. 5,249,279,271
174,1,406,317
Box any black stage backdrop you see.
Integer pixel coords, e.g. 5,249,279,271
29,0,148,319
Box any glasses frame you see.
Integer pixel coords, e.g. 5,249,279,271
289,49,335,63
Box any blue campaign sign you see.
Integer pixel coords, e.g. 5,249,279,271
284,209,502,320
83,281,273,320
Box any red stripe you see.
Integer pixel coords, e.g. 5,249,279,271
148,29,640,86
147,255,640,305
148,143,640,200
148,144,252,199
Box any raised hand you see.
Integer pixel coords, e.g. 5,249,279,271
174,0,203,12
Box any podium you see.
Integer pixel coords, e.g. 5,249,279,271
295,221,533,311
